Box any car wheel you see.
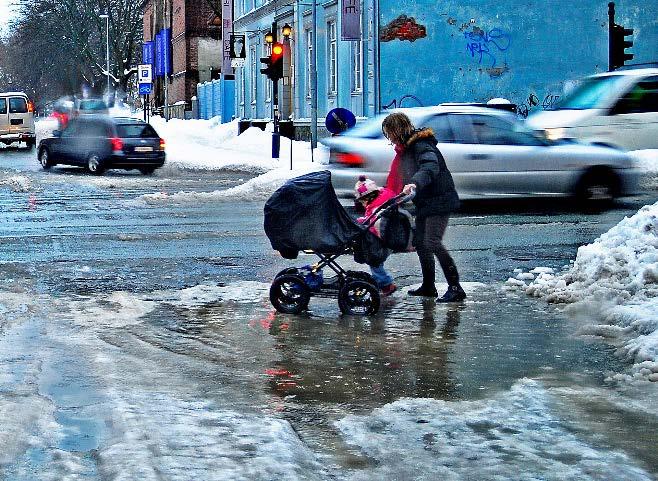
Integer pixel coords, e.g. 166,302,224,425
270,274,310,314
38,148,52,169
575,169,619,205
338,278,380,315
87,154,105,175
139,167,156,175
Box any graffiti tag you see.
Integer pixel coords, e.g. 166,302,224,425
517,92,561,118
382,94,424,110
464,27,511,68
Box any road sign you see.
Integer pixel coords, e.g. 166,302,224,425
325,108,356,134
139,83,153,95
139,64,153,83
231,58,245,68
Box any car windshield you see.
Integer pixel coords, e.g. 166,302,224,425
79,99,107,111
117,123,158,138
556,75,629,110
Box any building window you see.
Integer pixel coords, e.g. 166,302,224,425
306,29,312,99
327,21,337,95
264,43,272,101
352,39,362,92
250,45,257,103
240,68,247,119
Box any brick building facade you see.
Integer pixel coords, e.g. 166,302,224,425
143,0,222,115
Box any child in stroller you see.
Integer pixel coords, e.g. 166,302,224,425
354,175,397,296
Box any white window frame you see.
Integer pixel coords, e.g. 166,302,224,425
327,21,337,95
240,70,246,118
306,29,313,99
250,45,257,104
264,43,272,102
352,38,362,92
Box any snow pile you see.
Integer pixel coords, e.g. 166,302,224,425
632,149,658,190
140,165,323,203
1,175,32,192
150,116,327,174
507,202,658,382
64,281,271,328
156,281,270,307
336,378,653,480
631,149,658,174
95,393,326,480
35,118,59,143
65,291,157,328
135,116,329,202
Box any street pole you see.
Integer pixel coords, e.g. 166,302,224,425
100,13,110,97
608,2,615,72
373,0,380,114
164,0,169,121
272,21,280,159
310,0,318,150
105,16,110,97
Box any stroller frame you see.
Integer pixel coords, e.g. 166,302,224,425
269,191,414,316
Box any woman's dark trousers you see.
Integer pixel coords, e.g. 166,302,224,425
415,215,460,288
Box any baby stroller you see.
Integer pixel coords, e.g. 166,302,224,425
264,170,414,316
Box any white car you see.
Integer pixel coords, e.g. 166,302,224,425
321,105,642,203
526,68,658,151
0,91,36,149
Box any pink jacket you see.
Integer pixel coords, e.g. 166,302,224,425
357,187,396,237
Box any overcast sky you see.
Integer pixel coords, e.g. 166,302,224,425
0,0,16,35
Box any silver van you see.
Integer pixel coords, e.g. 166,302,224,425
0,92,36,149
526,68,658,151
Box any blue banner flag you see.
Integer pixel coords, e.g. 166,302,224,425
162,28,171,75
154,32,163,77
142,41,154,66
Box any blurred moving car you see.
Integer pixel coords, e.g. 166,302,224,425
38,116,165,175
74,98,109,116
0,91,36,149
526,68,658,151
321,105,642,203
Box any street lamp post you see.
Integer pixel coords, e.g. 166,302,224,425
99,13,110,96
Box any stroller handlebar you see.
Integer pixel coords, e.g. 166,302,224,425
361,189,415,227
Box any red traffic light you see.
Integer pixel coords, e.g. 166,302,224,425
271,43,283,60
260,43,284,81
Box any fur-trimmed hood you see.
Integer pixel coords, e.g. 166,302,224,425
406,128,435,146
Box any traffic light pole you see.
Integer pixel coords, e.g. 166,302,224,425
608,2,634,71
271,22,280,160
608,2,615,72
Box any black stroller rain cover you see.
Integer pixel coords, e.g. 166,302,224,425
264,170,362,258
264,170,388,265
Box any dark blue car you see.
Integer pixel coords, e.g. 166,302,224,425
38,116,166,175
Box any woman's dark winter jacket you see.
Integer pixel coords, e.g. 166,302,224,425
400,128,460,217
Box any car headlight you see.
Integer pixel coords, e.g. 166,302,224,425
544,127,566,141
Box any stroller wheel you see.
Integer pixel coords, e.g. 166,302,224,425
338,279,380,316
270,274,310,314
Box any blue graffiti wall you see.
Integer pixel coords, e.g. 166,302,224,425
379,0,658,116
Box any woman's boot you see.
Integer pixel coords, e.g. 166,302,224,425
437,284,466,303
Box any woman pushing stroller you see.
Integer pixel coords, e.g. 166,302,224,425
380,112,466,303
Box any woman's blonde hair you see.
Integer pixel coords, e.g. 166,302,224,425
381,112,415,145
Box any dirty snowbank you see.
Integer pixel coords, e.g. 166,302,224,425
506,201,658,382
336,378,653,481
149,116,326,174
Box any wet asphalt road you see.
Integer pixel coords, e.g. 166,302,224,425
1,144,657,479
